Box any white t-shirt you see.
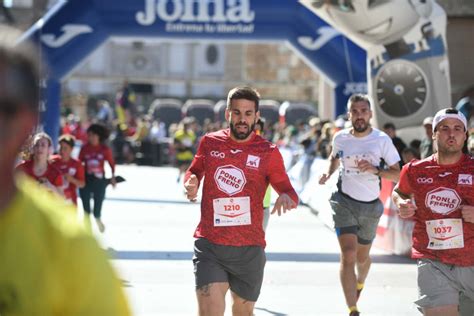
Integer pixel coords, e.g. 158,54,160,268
331,128,400,202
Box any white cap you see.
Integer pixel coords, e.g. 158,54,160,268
422,116,433,126
432,108,467,133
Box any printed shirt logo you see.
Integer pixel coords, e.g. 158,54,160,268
230,149,242,154
458,174,472,185
246,155,260,169
425,187,461,215
210,151,226,159
439,172,452,177
214,165,246,195
417,177,433,184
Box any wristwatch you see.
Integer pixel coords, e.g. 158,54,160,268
375,166,381,176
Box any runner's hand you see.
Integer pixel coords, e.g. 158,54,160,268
271,193,297,216
110,176,117,188
397,199,417,218
357,159,377,174
319,173,330,185
184,174,199,202
461,205,474,223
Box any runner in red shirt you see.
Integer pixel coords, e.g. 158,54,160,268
16,132,63,196
184,86,298,316
393,108,474,315
79,124,116,233
51,134,85,205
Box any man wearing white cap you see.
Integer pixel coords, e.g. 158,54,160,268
392,108,474,316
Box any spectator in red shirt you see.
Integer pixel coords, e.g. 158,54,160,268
79,124,116,233
51,134,85,206
16,132,63,196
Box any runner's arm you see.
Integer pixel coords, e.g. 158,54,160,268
461,205,474,223
184,137,206,201
377,162,400,182
267,148,299,207
319,150,340,185
391,164,416,218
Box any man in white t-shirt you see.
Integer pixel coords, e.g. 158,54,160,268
319,94,401,316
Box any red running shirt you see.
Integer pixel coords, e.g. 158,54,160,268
185,129,298,247
16,160,63,188
51,155,85,204
397,154,474,266
79,144,115,178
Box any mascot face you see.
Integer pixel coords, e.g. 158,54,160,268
312,0,433,45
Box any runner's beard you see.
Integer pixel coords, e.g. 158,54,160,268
353,119,369,133
230,121,255,140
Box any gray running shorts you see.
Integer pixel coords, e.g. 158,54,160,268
416,259,474,311
193,238,266,302
329,191,383,244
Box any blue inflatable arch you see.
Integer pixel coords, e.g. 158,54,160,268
22,0,366,142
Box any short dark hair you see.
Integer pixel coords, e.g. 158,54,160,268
347,94,371,111
226,86,260,112
0,26,40,115
383,122,396,130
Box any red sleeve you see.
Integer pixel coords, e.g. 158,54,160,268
267,148,299,205
79,145,86,161
51,167,63,187
396,163,413,195
184,136,206,184
15,161,32,177
104,146,116,174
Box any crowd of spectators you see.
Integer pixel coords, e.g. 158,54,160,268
59,92,474,177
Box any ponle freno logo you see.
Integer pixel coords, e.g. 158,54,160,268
425,187,461,215
214,165,246,195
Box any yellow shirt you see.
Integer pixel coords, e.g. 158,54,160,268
174,129,196,161
0,177,131,316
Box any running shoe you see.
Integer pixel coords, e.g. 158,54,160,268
356,288,363,301
96,218,106,233
349,311,360,316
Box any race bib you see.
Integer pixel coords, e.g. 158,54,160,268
342,153,375,175
213,196,251,227
426,218,464,250
87,159,104,178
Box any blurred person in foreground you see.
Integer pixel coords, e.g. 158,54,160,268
0,26,130,315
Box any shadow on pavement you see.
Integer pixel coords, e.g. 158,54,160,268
108,250,414,264
254,307,288,315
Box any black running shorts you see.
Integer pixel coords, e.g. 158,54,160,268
193,238,266,302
